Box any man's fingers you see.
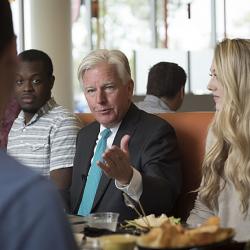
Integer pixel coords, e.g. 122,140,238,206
120,134,130,154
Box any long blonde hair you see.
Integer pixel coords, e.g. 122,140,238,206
199,38,250,214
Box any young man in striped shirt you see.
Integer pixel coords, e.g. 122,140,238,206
7,49,81,208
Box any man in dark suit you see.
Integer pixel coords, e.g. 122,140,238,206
70,49,182,221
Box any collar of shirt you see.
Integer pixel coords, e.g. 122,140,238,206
19,97,57,126
100,122,122,148
144,94,171,111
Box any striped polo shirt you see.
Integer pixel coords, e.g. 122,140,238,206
7,98,82,176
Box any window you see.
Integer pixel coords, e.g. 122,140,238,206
10,0,24,53
217,0,250,40
13,1,250,111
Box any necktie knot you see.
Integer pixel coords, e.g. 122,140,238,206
101,128,111,140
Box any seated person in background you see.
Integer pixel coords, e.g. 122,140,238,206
136,62,186,113
0,96,20,149
70,49,182,221
7,49,81,208
0,1,77,249
187,38,250,242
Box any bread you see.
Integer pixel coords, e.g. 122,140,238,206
137,216,234,248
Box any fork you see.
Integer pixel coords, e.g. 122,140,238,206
123,192,151,229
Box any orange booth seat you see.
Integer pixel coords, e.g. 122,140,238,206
76,112,214,221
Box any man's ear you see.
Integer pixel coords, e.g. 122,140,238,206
180,86,185,99
128,79,134,97
49,75,55,90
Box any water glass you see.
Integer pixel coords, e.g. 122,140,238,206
85,212,119,232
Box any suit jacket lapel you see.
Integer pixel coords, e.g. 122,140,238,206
113,104,140,146
73,122,100,212
92,104,141,210
80,123,99,185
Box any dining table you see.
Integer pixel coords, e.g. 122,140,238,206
67,214,249,250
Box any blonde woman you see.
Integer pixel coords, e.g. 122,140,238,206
187,38,250,242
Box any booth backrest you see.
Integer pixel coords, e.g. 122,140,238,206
76,112,214,220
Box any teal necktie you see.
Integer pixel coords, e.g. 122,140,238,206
78,128,111,216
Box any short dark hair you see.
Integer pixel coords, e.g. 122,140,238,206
18,49,54,77
0,0,15,55
146,62,186,98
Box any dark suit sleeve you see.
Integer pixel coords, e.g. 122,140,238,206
135,121,182,216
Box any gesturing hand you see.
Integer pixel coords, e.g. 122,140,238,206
97,134,133,185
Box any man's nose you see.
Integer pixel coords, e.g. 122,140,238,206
23,80,34,91
96,90,106,103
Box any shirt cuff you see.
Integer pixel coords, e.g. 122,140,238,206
115,167,142,202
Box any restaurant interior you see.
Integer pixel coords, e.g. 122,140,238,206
5,0,250,249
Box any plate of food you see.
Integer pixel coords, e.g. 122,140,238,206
121,214,181,234
136,216,235,250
